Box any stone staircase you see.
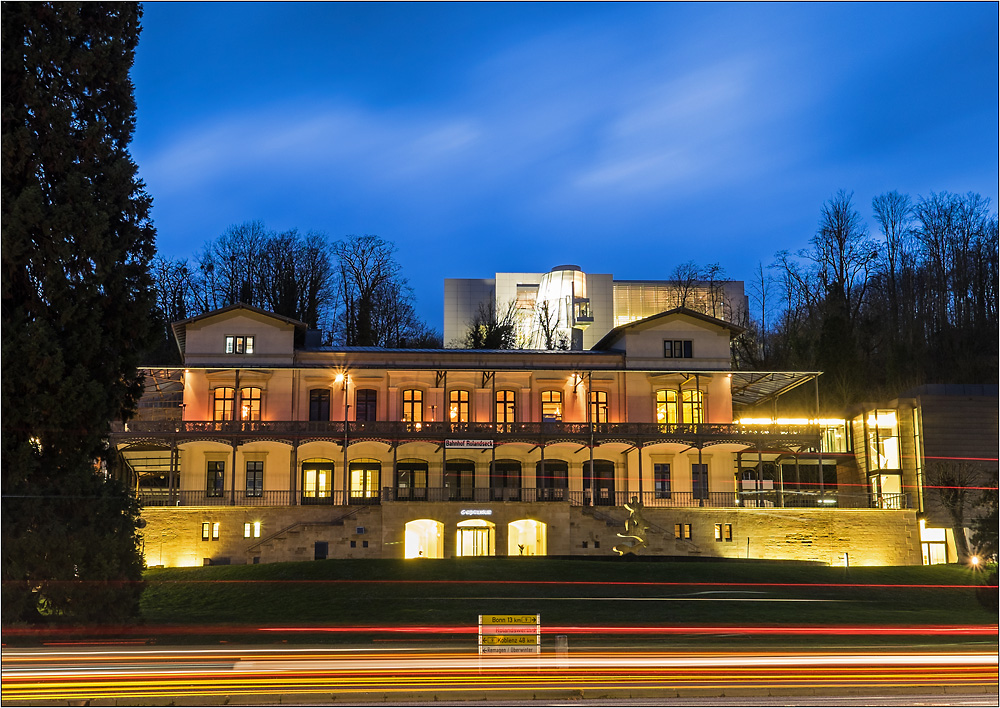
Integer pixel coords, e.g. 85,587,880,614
247,506,376,562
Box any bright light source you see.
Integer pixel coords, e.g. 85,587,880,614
970,555,980,566
334,373,344,383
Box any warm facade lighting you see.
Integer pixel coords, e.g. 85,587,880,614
867,411,898,428
738,418,845,426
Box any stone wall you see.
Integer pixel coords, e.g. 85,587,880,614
141,503,920,567
569,506,920,566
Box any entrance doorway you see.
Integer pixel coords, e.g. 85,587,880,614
584,460,616,506
456,519,495,556
349,459,381,504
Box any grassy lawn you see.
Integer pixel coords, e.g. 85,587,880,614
140,558,997,643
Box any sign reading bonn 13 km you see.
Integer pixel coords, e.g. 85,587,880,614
478,614,541,655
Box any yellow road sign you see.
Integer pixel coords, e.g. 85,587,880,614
480,635,539,646
479,614,539,625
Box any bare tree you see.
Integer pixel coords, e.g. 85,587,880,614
332,235,400,346
812,190,878,326
926,460,983,562
463,300,519,349
670,261,701,308
534,300,568,350
195,221,270,309
150,256,192,324
871,191,913,320
259,229,334,329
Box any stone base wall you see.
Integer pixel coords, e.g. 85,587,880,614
573,507,920,565
140,504,920,567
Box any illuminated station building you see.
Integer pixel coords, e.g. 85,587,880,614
113,267,993,568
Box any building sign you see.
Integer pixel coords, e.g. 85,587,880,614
478,614,540,655
446,439,494,449
460,509,493,516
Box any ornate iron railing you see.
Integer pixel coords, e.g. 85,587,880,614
113,419,821,443
137,487,909,510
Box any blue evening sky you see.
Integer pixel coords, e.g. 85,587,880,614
131,2,998,332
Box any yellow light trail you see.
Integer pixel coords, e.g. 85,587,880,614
3,649,996,703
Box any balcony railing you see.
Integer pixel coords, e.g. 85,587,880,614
138,488,909,510
113,419,821,442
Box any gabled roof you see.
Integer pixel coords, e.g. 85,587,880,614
171,303,308,356
591,307,745,351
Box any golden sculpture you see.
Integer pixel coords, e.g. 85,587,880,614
613,496,649,555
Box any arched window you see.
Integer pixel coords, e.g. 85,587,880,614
309,389,330,421
495,390,516,424
541,391,562,422
508,520,547,556
213,387,235,421
301,458,334,504
535,459,568,501
405,519,444,559
402,389,423,423
240,387,261,421
356,389,377,422
682,390,704,424
445,459,475,501
490,459,521,501
349,458,381,504
584,459,616,506
395,459,428,500
655,389,678,428
449,389,470,423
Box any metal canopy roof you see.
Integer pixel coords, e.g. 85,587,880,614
729,371,821,410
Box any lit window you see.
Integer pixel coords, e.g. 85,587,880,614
866,409,900,470
350,459,381,500
724,524,732,542
202,522,211,541
449,389,470,423
302,462,333,500
541,391,562,422
682,390,704,424
655,390,677,427
244,522,251,538
240,387,261,421
213,388,235,421
590,391,608,423
496,390,516,424
402,389,423,424
225,335,255,354
664,339,693,358
674,523,692,540
253,521,261,538
714,524,723,542
212,522,220,540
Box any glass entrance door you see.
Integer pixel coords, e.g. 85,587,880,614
456,520,495,556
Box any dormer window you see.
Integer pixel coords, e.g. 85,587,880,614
663,339,692,358
225,335,255,354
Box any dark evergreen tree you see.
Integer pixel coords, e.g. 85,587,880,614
2,2,154,622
